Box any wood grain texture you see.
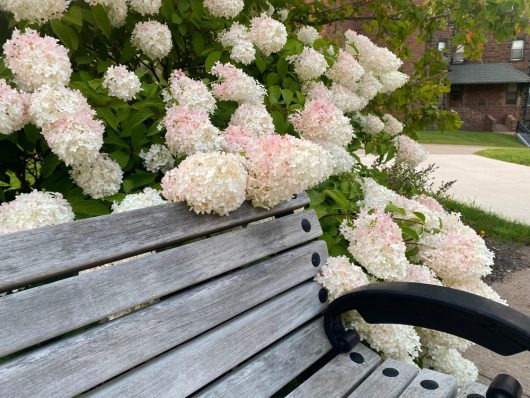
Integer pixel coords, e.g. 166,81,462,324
87,282,325,398
195,318,331,398
287,343,381,398
0,243,326,398
0,193,309,291
400,368,458,398
348,359,419,398
456,382,488,397
0,211,321,358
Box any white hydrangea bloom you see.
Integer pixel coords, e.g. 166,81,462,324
330,83,367,113
360,177,399,210
340,209,409,280
379,71,409,93
425,346,478,385
41,111,104,166
417,328,473,352
394,135,428,166
218,23,256,65
139,144,174,173
29,85,94,128
327,50,365,91
382,114,404,136
2,0,70,23
448,279,506,305
287,47,328,81
203,0,244,18
356,71,383,101
319,142,356,175
162,152,248,216
0,79,30,135
315,256,369,300
102,65,142,101
70,153,123,199
210,62,266,104
85,0,128,27
0,190,74,234
405,264,441,285
164,70,216,114
276,8,289,21
360,114,385,135
131,20,172,60
229,103,275,135
249,13,287,56
296,25,320,46
3,29,72,91
112,187,166,213
129,0,161,15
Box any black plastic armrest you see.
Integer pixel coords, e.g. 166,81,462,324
323,282,530,356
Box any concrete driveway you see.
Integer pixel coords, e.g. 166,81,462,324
423,144,530,225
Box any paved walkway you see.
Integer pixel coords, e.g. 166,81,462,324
422,144,530,225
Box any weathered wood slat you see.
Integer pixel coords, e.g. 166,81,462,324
0,243,325,398
0,211,321,358
400,368,458,398
0,193,309,291
287,343,381,398
348,359,419,398
456,382,488,397
87,282,325,398
195,318,331,398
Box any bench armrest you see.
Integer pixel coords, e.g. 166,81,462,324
323,282,530,355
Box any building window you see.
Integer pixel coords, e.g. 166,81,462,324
437,41,447,52
450,85,463,105
453,45,464,63
511,40,524,61
506,84,518,105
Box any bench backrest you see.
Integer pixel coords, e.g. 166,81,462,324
0,194,329,397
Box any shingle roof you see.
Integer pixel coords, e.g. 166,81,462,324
447,63,530,84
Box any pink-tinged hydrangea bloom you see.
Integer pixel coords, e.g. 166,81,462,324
85,0,128,27
340,209,409,280
406,264,441,285
203,0,244,18
290,99,354,147
344,30,403,76
41,111,104,166
315,256,369,300
318,142,356,175
0,190,74,234
425,347,478,385
303,81,333,102
287,47,328,81
131,20,172,60
419,214,494,282
229,103,275,135
382,114,404,136
296,25,320,47
29,85,94,129
163,105,221,155
164,69,216,114
139,144,174,173
355,71,383,101
210,62,266,104
360,114,385,135
2,0,70,23
249,13,287,56
218,23,256,65
413,194,445,214
222,125,260,154
3,29,72,91
0,79,30,135
246,135,332,208
327,50,365,91
129,0,161,15
161,152,248,216
111,187,166,213
394,135,428,166
102,65,142,101
69,153,123,199
379,71,409,93
448,279,506,305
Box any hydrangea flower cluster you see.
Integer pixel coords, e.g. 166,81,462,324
164,70,216,114
203,0,244,18
69,153,124,199
287,47,328,81
1,0,70,23
129,0,161,16
314,256,369,300
249,13,288,56
296,25,320,47
359,114,385,135
394,135,429,166
382,113,404,136
0,79,30,135
111,187,166,213
210,62,266,104
102,65,142,101
131,20,172,60
229,103,275,135
85,0,128,27
0,190,74,234
218,23,256,65
139,144,175,173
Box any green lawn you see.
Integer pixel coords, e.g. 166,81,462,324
475,147,530,166
416,130,525,147
443,199,530,244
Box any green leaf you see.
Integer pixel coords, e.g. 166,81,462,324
281,89,294,106
41,154,62,178
97,107,118,130
205,50,222,71
91,5,111,38
413,211,426,223
268,85,282,104
401,225,420,241
191,31,205,54
177,0,191,14
122,171,157,193
70,199,110,217
324,189,349,209
385,202,406,216
277,58,289,80
62,6,83,27
271,110,285,133
110,150,130,168
255,54,267,74
51,20,79,50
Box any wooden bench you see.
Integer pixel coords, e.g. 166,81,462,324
0,193,528,398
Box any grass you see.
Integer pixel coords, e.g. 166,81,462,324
443,199,530,244
416,130,525,147
475,147,530,167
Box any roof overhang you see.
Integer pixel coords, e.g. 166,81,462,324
447,63,530,85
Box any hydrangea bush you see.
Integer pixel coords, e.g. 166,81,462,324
0,0,507,383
